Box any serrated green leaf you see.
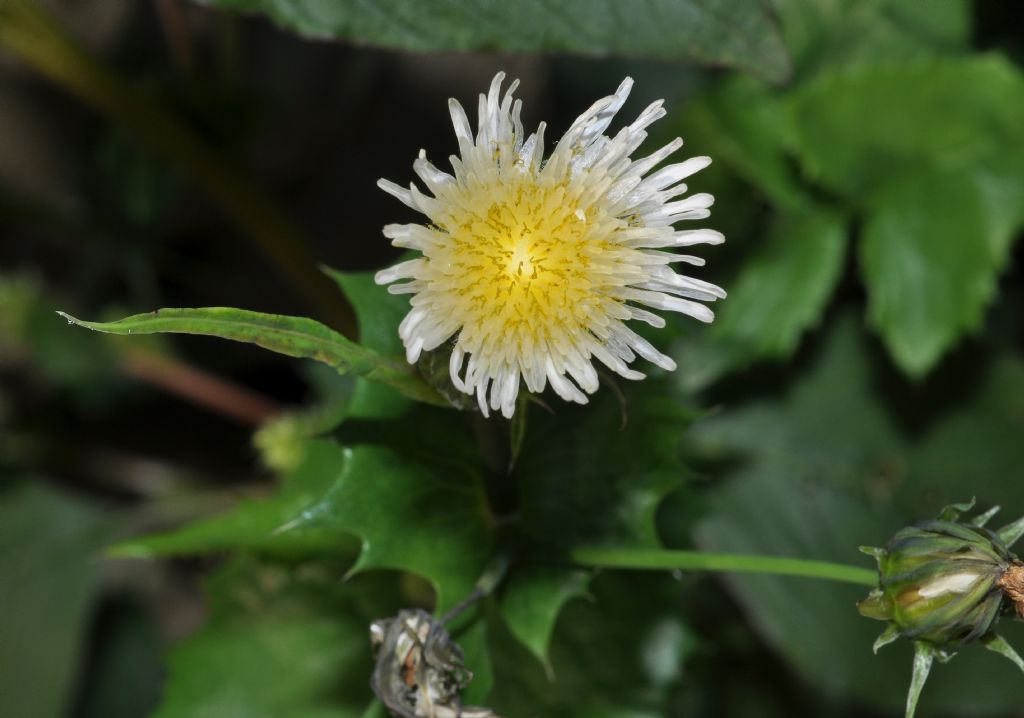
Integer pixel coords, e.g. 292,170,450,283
499,566,591,672
59,307,445,405
125,426,492,614
112,439,359,559
859,169,1013,376
296,437,493,614
0,482,113,718
711,206,846,366
785,56,1024,374
788,55,1024,200
199,0,791,84
110,271,491,613
153,558,395,718
316,274,493,611
251,286,491,615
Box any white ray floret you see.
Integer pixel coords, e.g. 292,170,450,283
375,73,725,419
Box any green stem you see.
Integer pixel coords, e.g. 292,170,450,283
571,547,878,587
0,0,356,336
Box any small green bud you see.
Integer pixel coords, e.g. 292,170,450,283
858,519,1012,649
858,500,1024,718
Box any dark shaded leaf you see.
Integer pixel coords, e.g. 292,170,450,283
78,600,164,718
681,76,808,210
710,206,846,367
199,0,791,83
690,318,1024,713
0,482,113,718
489,572,696,716
499,566,591,671
112,439,360,559
514,375,693,552
152,558,395,718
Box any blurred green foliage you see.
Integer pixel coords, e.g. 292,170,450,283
2,1,1023,717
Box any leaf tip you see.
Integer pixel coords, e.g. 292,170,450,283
56,310,80,326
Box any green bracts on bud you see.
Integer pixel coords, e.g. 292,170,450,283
858,519,1011,649
858,500,1024,718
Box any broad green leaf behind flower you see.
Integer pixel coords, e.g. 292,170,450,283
198,0,792,83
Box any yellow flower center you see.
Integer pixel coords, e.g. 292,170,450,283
426,174,628,355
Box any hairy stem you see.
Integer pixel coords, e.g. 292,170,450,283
571,547,878,586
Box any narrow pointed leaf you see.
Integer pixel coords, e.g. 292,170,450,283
968,505,1001,528
938,498,975,522
859,545,886,563
906,643,934,718
109,275,493,616
873,623,901,654
997,516,1024,549
58,308,445,405
982,634,1024,676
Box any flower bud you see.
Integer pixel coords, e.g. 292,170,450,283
858,500,1024,718
858,518,1014,649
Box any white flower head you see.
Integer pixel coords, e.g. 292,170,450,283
375,73,725,418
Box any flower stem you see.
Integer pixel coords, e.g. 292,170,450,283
571,547,878,586
0,0,356,336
